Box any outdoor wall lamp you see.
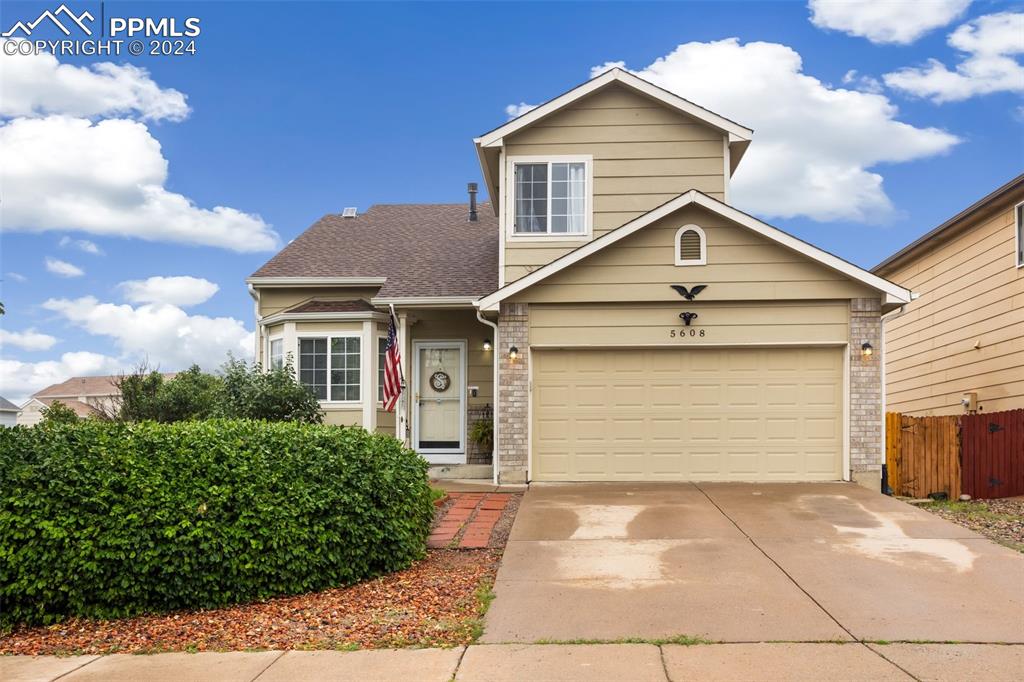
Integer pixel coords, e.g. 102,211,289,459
509,346,519,361
861,342,873,358
483,338,492,351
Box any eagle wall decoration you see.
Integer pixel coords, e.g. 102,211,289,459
670,284,707,300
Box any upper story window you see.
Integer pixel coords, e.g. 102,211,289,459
513,159,589,235
674,224,707,266
1016,201,1023,268
298,335,361,402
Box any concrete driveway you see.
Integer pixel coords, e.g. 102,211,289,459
482,482,1024,644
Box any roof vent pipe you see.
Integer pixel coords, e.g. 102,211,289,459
467,182,478,222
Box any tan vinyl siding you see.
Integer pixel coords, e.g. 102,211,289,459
503,84,727,283
881,199,1024,415
376,409,396,435
257,287,381,318
509,205,877,304
529,301,849,347
323,408,362,427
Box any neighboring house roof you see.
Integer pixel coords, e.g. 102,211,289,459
33,375,119,398
249,203,499,298
873,173,1024,275
286,300,380,314
32,373,175,399
0,396,19,413
477,190,913,311
36,397,102,418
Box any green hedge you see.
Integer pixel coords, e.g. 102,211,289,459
0,419,434,628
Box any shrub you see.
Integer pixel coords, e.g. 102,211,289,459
218,358,322,423
0,419,433,628
113,361,322,424
39,400,79,425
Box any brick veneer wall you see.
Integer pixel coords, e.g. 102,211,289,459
850,297,883,485
497,302,529,483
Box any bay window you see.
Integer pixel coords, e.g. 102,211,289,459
513,159,588,235
298,335,361,401
269,338,284,370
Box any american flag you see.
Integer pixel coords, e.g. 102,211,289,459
382,307,403,412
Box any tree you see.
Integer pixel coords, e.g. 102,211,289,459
40,400,79,425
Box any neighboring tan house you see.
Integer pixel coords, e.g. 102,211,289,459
17,374,174,425
0,397,18,427
249,68,911,486
873,174,1024,417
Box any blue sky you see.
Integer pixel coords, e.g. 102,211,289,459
1,0,1022,401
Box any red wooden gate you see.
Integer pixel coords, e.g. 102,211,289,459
961,409,1024,499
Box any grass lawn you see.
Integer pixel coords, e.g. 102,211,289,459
918,497,1024,553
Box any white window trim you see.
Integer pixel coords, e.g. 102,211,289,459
1015,200,1023,268
505,154,593,242
674,224,708,266
296,331,363,405
267,335,285,370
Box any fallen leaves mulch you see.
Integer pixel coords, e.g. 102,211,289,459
0,549,500,656
919,497,1024,553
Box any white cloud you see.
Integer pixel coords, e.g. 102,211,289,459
118,276,219,307
504,102,538,119
45,257,84,277
59,236,103,255
42,296,253,370
591,39,960,222
842,69,883,94
0,40,189,121
808,0,971,45
884,12,1024,102
0,116,280,252
5,272,27,282
0,328,58,351
0,351,123,404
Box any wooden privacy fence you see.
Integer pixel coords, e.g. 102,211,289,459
886,408,1024,500
885,413,960,499
962,408,1024,499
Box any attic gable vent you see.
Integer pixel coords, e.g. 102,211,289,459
342,207,358,218
674,224,707,266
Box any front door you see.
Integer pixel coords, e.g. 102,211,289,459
413,341,466,463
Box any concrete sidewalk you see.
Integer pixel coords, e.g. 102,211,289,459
4,643,1023,681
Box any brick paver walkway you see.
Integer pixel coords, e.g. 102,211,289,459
428,492,512,549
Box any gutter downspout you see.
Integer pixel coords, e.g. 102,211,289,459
475,308,500,486
247,284,261,363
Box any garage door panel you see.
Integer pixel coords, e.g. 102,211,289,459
532,348,843,482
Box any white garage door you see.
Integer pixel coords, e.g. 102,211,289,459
532,347,844,482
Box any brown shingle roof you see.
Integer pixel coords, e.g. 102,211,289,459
34,375,119,398
33,373,175,399
38,398,102,418
251,203,498,298
286,300,380,314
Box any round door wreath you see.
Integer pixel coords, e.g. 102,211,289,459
429,371,452,392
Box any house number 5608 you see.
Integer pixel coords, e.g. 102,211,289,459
670,329,706,338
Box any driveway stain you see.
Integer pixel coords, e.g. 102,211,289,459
801,495,978,572
569,505,642,539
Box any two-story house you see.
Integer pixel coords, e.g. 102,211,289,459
873,174,1024,416
249,69,912,486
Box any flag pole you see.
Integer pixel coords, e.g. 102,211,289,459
389,304,409,445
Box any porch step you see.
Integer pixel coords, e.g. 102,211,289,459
429,463,493,480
